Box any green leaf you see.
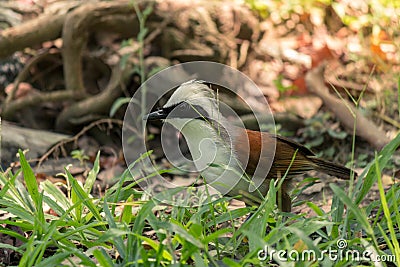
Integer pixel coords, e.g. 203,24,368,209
0,170,18,198
35,192,45,235
137,28,148,42
206,207,250,227
120,195,133,224
375,154,400,266
306,202,324,216
142,5,153,18
355,133,400,204
93,248,114,267
102,200,126,259
397,75,400,117
41,180,70,211
330,191,344,239
0,226,27,243
237,180,276,251
119,54,131,70
169,222,203,248
0,199,34,223
110,97,131,117
193,252,207,267
307,135,324,148
286,226,321,255
84,151,100,194
0,243,21,253
18,150,40,210
135,234,173,261
331,184,373,236
222,258,242,267
202,228,232,245
65,169,103,223
35,252,71,267
327,129,347,139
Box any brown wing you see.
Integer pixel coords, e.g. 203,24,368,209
234,128,316,179
269,133,318,178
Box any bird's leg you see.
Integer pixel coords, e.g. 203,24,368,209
276,173,292,212
281,180,292,212
281,190,292,212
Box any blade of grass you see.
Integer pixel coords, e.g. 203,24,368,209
102,200,127,259
330,191,344,239
0,243,22,254
93,248,114,267
65,169,104,223
34,192,45,236
0,199,35,223
391,185,400,238
330,184,373,236
286,226,321,255
18,150,40,211
397,75,399,117
41,193,69,218
355,133,400,204
84,151,100,194
41,180,70,208
375,152,400,266
33,197,97,265
110,150,153,206
36,252,77,267
236,179,276,252
134,234,173,261
306,202,325,216
0,226,28,243
206,207,250,227
0,169,18,198
377,223,395,255
55,245,96,267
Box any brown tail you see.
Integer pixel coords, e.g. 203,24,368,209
308,157,355,180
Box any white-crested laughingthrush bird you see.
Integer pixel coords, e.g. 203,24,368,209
144,80,355,212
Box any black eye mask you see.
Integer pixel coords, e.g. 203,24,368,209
165,101,209,120
144,101,209,121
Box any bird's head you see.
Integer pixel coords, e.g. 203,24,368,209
144,80,221,124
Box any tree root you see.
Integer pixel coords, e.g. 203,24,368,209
305,63,390,150
0,2,80,58
38,118,123,167
0,0,262,132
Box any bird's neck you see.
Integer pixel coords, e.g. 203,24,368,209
169,117,233,160
168,117,239,176
167,118,268,197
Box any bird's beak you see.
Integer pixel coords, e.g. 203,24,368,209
143,109,167,121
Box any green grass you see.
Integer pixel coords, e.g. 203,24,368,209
0,134,399,266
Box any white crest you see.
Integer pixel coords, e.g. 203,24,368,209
165,80,215,108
